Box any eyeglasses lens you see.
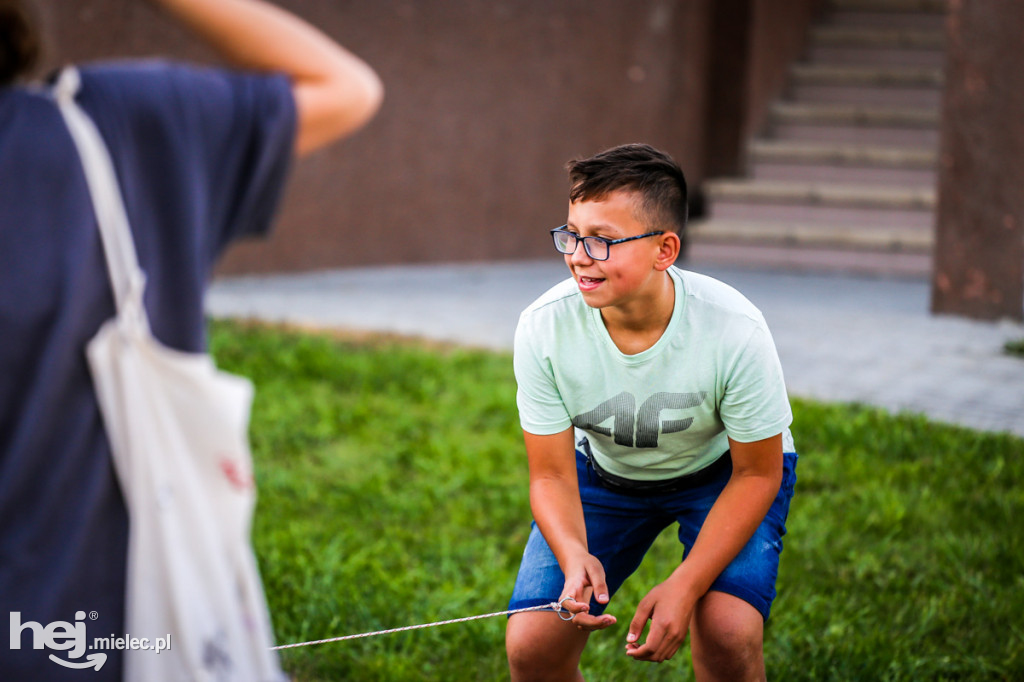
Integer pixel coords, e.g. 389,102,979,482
553,231,611,260
552,231,575,254
583,237,608,260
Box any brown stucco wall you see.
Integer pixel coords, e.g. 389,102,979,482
930,0,1024,321
38,0,720,273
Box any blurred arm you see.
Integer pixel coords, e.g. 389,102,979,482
151,0,383,156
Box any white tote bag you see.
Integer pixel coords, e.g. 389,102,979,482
54,68,284,682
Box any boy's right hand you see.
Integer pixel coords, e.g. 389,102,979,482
560,554,616,631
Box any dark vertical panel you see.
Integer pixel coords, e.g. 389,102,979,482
930,0,1024,321
702,0,753,178
746,0,823,137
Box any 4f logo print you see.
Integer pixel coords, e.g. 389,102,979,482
571,391,707,448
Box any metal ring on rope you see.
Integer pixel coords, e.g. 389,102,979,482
556,595,577,621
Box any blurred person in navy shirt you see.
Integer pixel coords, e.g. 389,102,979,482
0,1,382,678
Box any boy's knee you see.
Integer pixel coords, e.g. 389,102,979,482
506,613,586,682
695,627,762,678
691,593,765,681
504,621,536,674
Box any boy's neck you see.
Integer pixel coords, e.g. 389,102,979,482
599,270,676,355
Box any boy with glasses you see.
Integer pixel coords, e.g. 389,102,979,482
505,143,797,680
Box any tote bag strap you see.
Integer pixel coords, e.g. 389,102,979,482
52,67,147,319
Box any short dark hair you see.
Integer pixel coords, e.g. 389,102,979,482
566,143,688,234
0,0,41,86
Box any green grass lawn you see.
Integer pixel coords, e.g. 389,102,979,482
210,320,1024,681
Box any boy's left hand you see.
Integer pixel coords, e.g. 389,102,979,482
624,576,696,663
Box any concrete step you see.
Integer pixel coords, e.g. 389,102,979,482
749,140,936,169
791,64,943,88
789,64,943,107
685,240,932,278
825,11,945,31
827,0,947,13
789,84,941,108
748,140,937,186
824,0,947,31
806,26,945,69
806,44,945,68
749,164,934,187
768,102,940,146
809,25,945,50
704,179,935,229
688,218,932,251
705,179,936,210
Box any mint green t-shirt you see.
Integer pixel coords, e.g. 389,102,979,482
513,266,794,481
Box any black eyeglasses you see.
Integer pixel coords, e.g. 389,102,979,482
550,226,664,261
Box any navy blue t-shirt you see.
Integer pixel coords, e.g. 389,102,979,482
0,61,295,679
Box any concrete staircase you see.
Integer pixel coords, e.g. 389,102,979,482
688,0,948,276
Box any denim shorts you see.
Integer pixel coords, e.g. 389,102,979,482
508,448,798,621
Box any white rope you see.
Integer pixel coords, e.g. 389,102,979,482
271,601,565,651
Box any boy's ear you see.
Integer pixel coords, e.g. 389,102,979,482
654,231,681,271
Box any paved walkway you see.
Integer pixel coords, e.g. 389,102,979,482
207,260,1024,438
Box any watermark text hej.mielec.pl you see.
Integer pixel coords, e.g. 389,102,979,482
9,610,171,672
